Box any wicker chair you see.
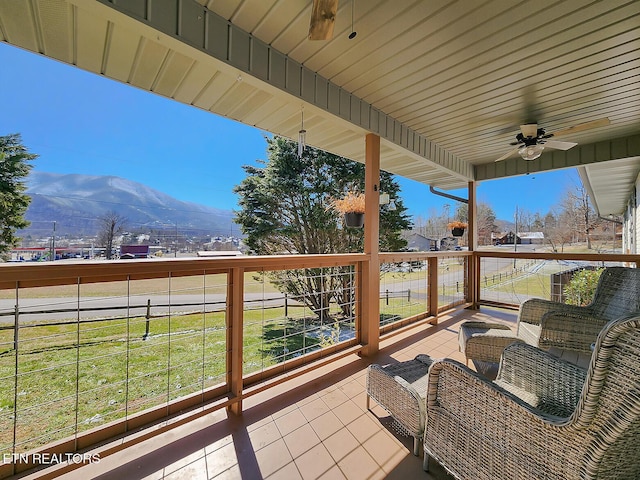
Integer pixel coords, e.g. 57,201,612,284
424,313,640,479
366,354,433,455
460,266,640,365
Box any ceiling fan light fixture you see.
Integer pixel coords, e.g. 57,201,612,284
519,144,544,161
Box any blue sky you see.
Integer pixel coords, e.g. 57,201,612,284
0,42,576,222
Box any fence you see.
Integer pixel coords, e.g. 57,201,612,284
1,252,461,475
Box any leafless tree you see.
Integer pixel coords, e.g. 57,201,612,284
543,210,573,252
559,176,601,249
97,211,126,259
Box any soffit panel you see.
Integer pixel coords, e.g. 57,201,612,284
580,157,640,215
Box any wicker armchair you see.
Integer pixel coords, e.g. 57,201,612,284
424,313,640,479
460,266,640,364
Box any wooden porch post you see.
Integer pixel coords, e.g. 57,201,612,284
427,257,439,321
227,266,244,415
360,133,380,357
467,181,479,308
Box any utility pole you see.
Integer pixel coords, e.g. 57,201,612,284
51,221,56,261
513,206,518,268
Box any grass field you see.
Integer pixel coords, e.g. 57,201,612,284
0,292,366,455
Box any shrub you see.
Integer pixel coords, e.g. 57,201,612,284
564,268,603,306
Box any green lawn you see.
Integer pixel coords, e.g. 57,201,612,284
0,300,362,454
0,266,444,454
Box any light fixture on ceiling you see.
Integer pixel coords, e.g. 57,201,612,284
379,192,396,210
348,0,357,39
518,144,544,161
298,107,306,158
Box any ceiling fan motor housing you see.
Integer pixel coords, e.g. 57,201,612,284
515,127,549,146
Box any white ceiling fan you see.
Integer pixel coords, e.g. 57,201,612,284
495,118,610,162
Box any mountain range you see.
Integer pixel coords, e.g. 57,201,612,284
22,172,236,238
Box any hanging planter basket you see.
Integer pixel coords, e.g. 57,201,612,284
451,227,465,237
344,212,364,228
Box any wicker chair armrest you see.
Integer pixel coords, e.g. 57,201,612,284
496,343,587,417
518,298,591,326
426,358,568,425
538,312,608,353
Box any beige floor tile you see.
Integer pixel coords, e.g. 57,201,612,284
248,420,283,450
337,446,384,480
255,438,294,478
294,443,336,480
270,402,298,420
346,413,381,444
163,455,208,480
246,414,274,432
138,473,165,480
283,423,321,459
323,428,359,462
209,463,241,480
317,464,347,480
204,433,235,456
309,411,343,440
265,461,303,480
332,400,363,426
362,430,406,471
274,408,308,436
299,397,332,422
164,449,208,476
321,388,350,409
205,442,239,476
338,379,365,399
349,390,369,411
296,392,321,407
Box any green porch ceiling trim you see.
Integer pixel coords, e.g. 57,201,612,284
475,134,640,182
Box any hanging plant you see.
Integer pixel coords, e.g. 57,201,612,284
448,220,468,237
329,192,366,228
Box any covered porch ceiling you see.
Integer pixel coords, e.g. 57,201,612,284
1,0,639,214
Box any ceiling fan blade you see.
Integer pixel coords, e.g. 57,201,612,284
551,118,610,137
308,0,339,40
495,146,521,162
545,140,578,151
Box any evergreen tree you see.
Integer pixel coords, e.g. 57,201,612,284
234,137,412,319
235,137,412,255
0,134,36,259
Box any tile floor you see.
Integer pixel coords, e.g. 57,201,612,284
16,307,518,480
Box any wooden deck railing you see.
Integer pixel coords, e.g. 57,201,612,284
1,249,638,477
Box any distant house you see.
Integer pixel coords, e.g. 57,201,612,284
406,233,439,251
120,245,150,259
197,250,243,257
492,231,544,245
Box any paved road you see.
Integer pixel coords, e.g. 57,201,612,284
0,293,291,324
